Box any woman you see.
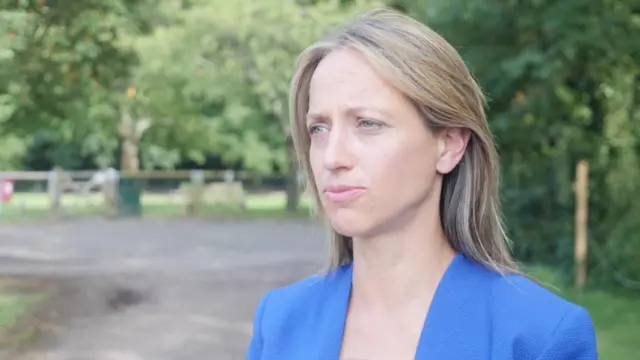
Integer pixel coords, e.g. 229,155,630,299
247,8,597,360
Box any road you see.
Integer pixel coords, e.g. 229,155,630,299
0,217,326,360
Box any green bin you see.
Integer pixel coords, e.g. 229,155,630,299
117,177,143,217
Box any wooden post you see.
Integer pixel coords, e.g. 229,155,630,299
574,160,589,292
223,170,246,211
186,170,205,216
48,167,62,218
223,170,235,183
102,168,119,217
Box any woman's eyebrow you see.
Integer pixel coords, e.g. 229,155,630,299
345,106,393,119
305,112,328,124
306,106,392,123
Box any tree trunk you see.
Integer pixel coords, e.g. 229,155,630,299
284,134,300,213
120,138,140,172
118,109,150,172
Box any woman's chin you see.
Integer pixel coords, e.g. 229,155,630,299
328,210,370,238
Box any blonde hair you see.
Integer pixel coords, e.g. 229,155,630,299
289,8,519,275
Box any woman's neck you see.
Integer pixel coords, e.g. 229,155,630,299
350,214,456,312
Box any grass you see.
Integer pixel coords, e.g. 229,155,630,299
0,294,35,328
0,283,47,349
0,191,314,222
528,266,640,360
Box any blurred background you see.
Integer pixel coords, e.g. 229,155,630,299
0,0,638,359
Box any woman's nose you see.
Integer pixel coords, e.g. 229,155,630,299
323,128,354,172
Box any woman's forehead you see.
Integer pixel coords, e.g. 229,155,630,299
309,50,397,107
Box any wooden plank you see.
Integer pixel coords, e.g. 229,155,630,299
0,171,96,181
0,170,258,181
0,171,51,181
119,170,253,180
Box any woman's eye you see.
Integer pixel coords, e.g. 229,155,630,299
358,119,382,128
308,125,327,135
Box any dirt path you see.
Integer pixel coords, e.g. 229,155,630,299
0,218,325,360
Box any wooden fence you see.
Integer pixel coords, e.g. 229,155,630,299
0,168,253,218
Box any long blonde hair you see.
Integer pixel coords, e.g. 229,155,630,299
289,8,519,275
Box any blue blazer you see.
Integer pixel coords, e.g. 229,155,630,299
247,253,598,359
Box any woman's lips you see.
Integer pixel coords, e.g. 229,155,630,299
323,185,366,203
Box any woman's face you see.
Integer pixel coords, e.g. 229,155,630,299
306,48,467,238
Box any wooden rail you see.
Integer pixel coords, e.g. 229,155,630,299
0,169,255,218
0,170,256,181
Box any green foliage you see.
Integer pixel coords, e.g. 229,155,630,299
0,133,26,169
0,0,162,167
417,0,640,287
132,0,382,173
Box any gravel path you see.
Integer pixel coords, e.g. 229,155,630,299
0,218,326,360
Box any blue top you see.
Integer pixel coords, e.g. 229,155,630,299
246,253,598,359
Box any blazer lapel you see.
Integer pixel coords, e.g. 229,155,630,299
414,254,488,359
316,263,353,360
312,254,488,360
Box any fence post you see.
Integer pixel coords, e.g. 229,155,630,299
574,160,589,292
223,170,235,183
103,168,119,217
186,170,205,216
48,167,63,218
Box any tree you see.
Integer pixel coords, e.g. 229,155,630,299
0,0,164,169
416,0,640,285
134,0,382,210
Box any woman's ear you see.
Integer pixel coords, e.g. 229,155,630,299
436,128,471,174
